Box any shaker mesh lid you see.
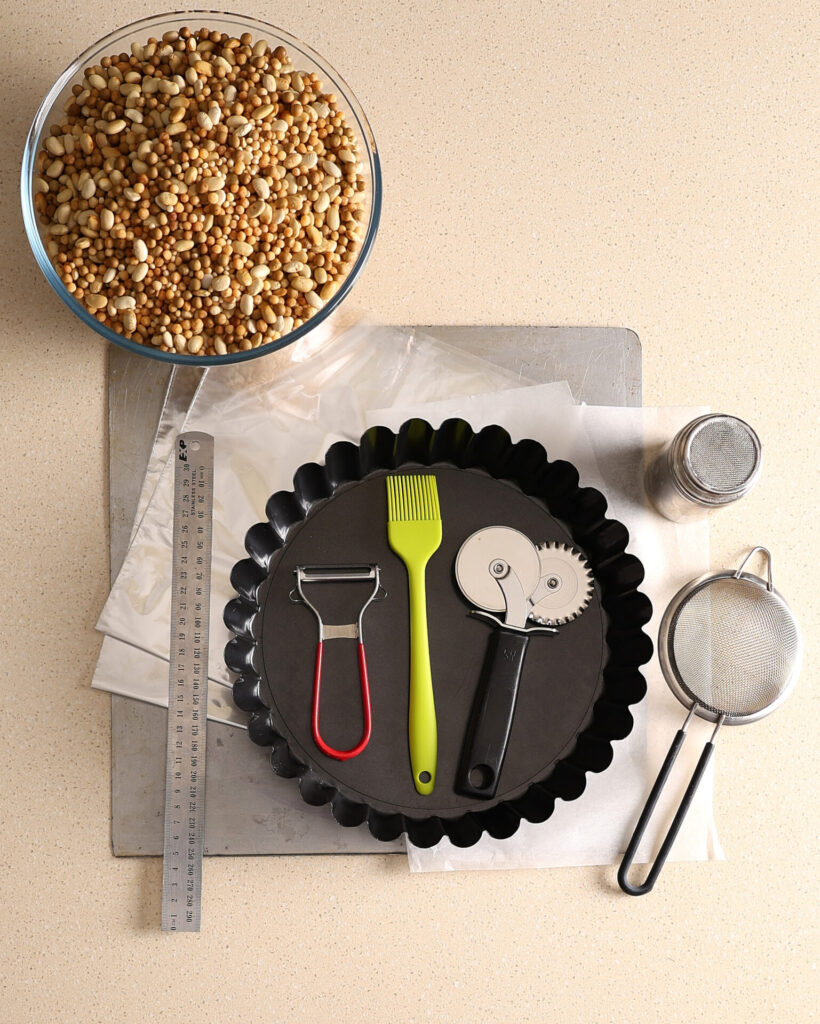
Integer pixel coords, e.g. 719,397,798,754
684,415,761,494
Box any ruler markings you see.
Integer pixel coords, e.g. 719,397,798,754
161,432,214,933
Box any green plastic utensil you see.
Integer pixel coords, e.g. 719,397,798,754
386,474,442,795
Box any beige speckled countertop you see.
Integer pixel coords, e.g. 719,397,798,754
1,2,818,1021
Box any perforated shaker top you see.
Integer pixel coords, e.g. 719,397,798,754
686,416,760,494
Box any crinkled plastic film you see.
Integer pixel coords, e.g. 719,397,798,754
93,322,551,711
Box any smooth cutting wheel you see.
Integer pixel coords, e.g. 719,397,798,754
454,526,541,615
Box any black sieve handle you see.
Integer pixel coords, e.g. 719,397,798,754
456,628,530,800
617,728,716,895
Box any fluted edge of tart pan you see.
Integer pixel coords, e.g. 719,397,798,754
224,418,653,849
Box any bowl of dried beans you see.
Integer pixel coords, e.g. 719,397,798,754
22,12,381,363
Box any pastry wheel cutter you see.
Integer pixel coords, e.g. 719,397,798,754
454,527,594,799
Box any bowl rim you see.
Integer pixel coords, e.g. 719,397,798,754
20,9,382,365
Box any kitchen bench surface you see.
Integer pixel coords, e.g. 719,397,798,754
1,2,817,1022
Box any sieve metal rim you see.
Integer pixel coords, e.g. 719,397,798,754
658,568,802,726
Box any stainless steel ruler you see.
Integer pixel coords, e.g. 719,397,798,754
161,431,214,932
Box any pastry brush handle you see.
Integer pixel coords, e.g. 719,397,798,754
407,563,437,795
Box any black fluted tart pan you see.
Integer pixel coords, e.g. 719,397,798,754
224,418,652,848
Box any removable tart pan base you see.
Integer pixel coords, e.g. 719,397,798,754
225,419,652,848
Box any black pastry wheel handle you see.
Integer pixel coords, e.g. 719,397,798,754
456,628,530,799
454,528,594,801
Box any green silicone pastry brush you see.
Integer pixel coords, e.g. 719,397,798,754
386,474,442,795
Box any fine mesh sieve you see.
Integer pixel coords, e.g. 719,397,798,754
618,547,801,896
665,575,800,722
685,415,760,494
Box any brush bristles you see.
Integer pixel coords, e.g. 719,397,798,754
386,474,441,522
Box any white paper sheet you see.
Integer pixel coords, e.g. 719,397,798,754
92,330,724,872
93,343,721,872
367,388,721,870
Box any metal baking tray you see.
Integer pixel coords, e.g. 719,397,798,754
108,326,641,855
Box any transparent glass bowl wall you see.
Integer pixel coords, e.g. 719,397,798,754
21,10,381,365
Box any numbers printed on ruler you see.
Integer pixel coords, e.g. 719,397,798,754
162,433,214,933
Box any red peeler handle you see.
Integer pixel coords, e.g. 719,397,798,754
311,642,372,760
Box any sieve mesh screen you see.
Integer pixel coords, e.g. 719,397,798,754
668,577,799,718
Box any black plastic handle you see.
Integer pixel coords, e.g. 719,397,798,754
456,628,530,799
617,729,716,895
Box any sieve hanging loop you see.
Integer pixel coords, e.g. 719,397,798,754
618,546,801,896
734,545,773,590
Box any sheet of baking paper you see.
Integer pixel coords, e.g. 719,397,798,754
94,362,247,725
94,316,388,714
127,365,205,548
92,323,572,715
92,635,246,726
125,305,371,548
367,388,721,870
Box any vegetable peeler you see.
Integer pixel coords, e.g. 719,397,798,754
291,564,383,761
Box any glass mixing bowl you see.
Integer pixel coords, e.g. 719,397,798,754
21,11,381,365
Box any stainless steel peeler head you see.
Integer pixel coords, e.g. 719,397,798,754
291,564,384,643
295,564,378,584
